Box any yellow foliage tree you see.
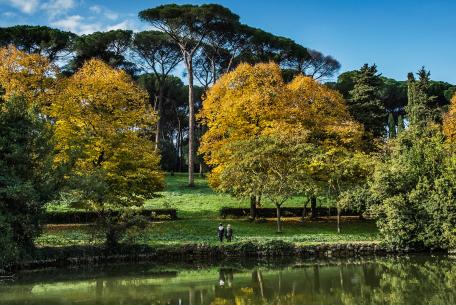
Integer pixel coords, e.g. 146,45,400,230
51,59,164,247
199,62,364,187
443,94,456,142
199,62,365,231
0,46,57,108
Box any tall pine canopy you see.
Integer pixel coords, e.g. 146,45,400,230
347,64,386,138
406,67,437,127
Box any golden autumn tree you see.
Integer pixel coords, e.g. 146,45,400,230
51,59,164,248
198,62,365,232
443,94,456,142
0,46,57,108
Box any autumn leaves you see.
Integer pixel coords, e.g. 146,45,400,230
198,62,367,232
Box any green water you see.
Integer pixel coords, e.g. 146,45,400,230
1,256,455,305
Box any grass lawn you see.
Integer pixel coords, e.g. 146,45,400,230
38,173,379,248
143,173,333,218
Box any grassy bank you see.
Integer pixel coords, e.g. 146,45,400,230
38,173,379,248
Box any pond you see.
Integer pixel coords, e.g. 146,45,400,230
1,256,455,305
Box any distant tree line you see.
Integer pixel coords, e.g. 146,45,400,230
328,65,455,140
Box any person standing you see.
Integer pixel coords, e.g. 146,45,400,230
226,224,233,242
217,223,225,242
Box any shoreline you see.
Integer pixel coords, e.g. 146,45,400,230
2,241,443,275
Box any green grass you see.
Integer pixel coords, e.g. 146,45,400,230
38,173,379,248
37,219,378,247
144,173,331,218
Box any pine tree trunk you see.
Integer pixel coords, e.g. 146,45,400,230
337,206,341,233
302,199,308,221
186,55,195,187
250,196,257,220
199,162,204,177
178,124,183,172
154,85,164,150
310,196,317,219
276,205,282,233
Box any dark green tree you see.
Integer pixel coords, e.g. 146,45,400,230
67,30,134,73
132,31,182,148
0,96,56,264
0,25,76,62
388,112,396,138
347,64,386,137
368,126,456,249
405,67,437,127
397,114,405,134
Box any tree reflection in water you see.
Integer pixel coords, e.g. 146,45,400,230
1,256,455,305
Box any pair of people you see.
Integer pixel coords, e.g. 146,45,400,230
217,223,233,242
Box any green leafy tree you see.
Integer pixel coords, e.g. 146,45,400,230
0,96,56,264
218,134,315,233
347,64,386,137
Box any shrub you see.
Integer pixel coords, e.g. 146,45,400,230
368,126,456,249
0,97,57,264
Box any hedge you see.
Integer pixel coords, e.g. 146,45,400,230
220,207,359,218
44,209,177,224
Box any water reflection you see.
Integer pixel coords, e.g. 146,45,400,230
1,256,455,305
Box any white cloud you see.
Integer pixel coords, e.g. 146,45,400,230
2,11,17,18
51,15,103,34
104,11,118,21
89,4,118,21
106,20,134,31
5,0,40,14
41,0,76,19
89,5,101,14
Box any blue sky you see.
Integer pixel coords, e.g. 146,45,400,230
1,0,455,83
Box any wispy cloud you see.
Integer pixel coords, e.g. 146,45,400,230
89,4,118,21
3,0,144,35
106,20,137,31
4,0,40,14
41,0,76,19
51,15,103,34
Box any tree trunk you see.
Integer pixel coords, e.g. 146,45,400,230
199,162,204,177
154,85,164,150
337,206,341,233
250,196,257,220
276,205,282,233
302,198,309,221
310,196,317,219
211,58,217,85
178,124,183,172
186,55,195,187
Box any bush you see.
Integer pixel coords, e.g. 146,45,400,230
368,126,456,249
0,97,57,264
43,209,177,224
0,212,18,266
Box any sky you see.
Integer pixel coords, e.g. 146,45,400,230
0,0,455,83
